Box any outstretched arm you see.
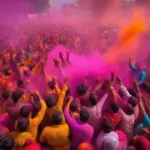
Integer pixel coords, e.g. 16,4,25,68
53,58,65,77
129,59,137,71
137,71,147,85
116,76,132,99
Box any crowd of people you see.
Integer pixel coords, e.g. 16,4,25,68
0,26,149,150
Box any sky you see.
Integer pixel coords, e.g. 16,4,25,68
53,0,75,7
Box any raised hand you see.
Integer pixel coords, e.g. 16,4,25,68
116,76,122,85
53,58,60,67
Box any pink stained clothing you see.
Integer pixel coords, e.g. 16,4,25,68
64,109,94,150
116,131,128,150
6,102,32,130
117,109,136,139
84,94,108,132
24,141,41,150
119,84,132,99
95,131,119,150
79,91,90,107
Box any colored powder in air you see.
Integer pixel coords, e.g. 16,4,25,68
104,20,145,63
45,45,119,95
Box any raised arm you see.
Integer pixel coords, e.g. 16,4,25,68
64,97,80,129
138,71,147,85
31,91,47,124
55,77,68,107
116,76,132,99
53,58,65,77
129,59,137,71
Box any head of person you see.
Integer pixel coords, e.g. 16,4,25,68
70,100,78,112
45,95,56,108
80,108,89,123
128,97,138,108
47,80,55,90
128,88,138,98
20,106,32,118
16,118,29,132
110,101,119,114
78,142,93,150
11,90,24,103
102,118,112,133
89,92,98,106
102,133,119,150
0,134,15,150
52,111,62,125
23,68,30,77
76,83,88,96
28,64,35,71
2,68,12,76
134,136,150,150
17,80,25,88
2,89,11,100
125,103,134,115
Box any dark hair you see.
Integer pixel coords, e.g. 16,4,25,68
20,106,32,118
0,134,15,150
80,108,89,123
70,100,78,112
2,68,11,76
65,88,71,97
48,81,55,90
128,88,138,98
23,70,30,77
28,64,35,71
125,103,134,115
17,118,29,132
45,95,56,108
89,92,98,106
76,84,88,96
134,136,149,150
11,90,24,103
128,97,137,108
17,80,24,88
110,101,119,113
102,118,112,133
2,90,10,100
53,111,62,125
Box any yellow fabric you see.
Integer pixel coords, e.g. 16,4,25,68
9,131,34,148
44,84,68,125
28,99,47,140
32,61,41,74
40,124,71,150
70,112,79,119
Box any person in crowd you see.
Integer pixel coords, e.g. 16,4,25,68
9,118,34,148
129,59,147,85
95,118,119,150
0,133,15,150
64,96,94,150
28,91,47,140
40,110,71,150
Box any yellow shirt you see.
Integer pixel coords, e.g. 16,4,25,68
40,124,71,150
43,84,68,126
28,99,47,140
9,131,34,148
